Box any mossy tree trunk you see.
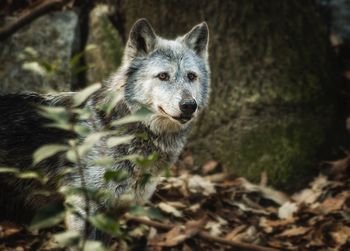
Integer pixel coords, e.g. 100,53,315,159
118,0,341,190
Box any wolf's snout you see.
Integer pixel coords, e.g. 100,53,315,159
179,98,197,116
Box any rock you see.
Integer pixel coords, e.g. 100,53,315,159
0,11,78,94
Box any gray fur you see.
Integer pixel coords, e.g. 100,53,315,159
0,19,210,239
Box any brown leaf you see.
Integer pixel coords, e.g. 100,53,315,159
201,160,218,174
238,178,289,205
228,226,259,243
188,175,216,196
330,225,350,246
225,225,247,240
167,201,187,209
187,203,201,213
292,188,320,204
158,202,183,217
205,217,227,237
322,155,350,180
259,217,295,233
0,221,22,237
278,202,298,219
151,218,206,247
278,226,310,237
318,192,348,214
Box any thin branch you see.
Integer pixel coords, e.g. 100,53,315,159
72,140,90,249
125,216,280,251
0,0,70,41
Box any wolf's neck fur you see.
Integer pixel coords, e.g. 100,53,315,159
88,87,189,165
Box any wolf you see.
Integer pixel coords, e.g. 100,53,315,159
0,19,210,239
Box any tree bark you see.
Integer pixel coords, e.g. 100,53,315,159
117,0,342,190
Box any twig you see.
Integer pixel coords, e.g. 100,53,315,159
71,136,90,249
0,0,70,41
125,216,279,251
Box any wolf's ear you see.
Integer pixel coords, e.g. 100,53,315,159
181,22,209,59
126,18,157,58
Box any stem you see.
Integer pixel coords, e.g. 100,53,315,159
72,139,90,249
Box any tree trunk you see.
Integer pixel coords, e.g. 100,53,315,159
117,0,342,190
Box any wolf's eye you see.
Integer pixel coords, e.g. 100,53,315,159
157,72,170,81
187,72,197,81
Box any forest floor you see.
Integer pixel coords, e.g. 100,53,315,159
0,152,349,251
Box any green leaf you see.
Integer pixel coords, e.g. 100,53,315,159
54,230,80,247
72,108,92,120
23,47,38,58
39,61,54,72
30,190,53,197
111,107,153,126
72,65,91,75
129,205,165,221
104,169,128,183
135,152,158,167
106,135,134,148
69,52,85,68
136,173,152,190
85,44,97,51
22,61,47,76
44,122,71,131
73,83,101,107
60,186,112,204
104,92,123,116
66,146,79,163
30,202,65,230
0,167,19,174
83,240,107,251
116,154,142,163
33,144,69,165
17,171,48,184
89,213,120,237
74,124,92,136
84,131,111,146
69,44,97,68
37,106,70,124
92,156,114,167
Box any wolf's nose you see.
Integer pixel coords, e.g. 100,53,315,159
179,99,197,115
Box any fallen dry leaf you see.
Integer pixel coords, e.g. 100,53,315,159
330,225,350,246
317,192,348,214
225,225,247,239
278,226,310,237
205,220,225,237
201,160,218,174
292,188,320,204
158,202,183,217
278,202,298,219
238,178,289,205
150,218,206,247
0,221,22,238
188,175,216,196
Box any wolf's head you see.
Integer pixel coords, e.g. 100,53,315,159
110,19,210,133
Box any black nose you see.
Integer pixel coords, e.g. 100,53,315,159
179,99,197,115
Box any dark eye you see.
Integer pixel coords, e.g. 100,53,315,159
187,72,197,81
157,72,170,81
